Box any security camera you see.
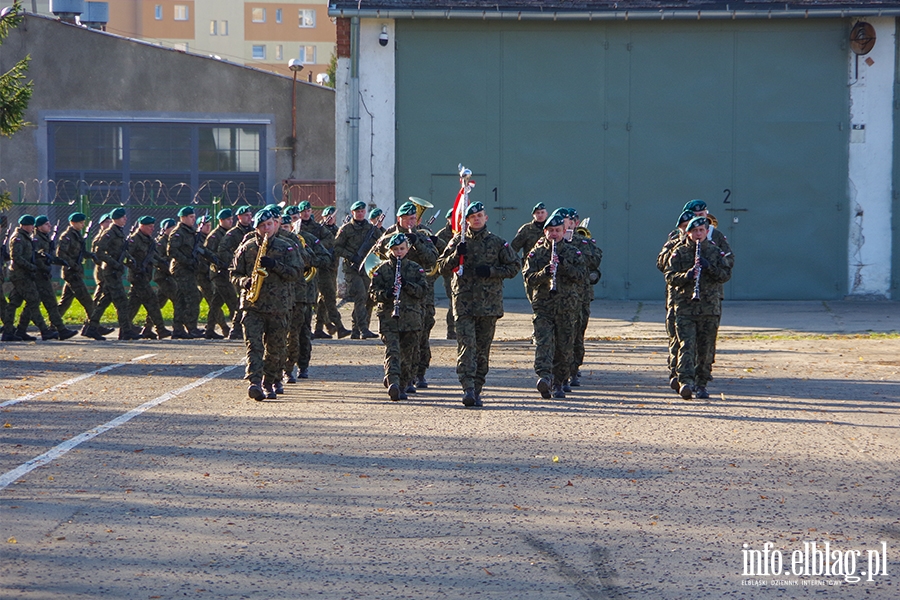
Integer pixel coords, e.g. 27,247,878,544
379,25,388,47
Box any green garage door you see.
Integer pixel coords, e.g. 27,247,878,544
396,19,849,300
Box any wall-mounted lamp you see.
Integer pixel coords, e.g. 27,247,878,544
378,25,388,47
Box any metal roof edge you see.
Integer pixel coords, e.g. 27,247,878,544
327,6,900,20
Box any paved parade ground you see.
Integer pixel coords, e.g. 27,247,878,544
1,300,898,599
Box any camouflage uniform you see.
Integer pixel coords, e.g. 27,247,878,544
0,221,11,336
570,232,603,378
370,256,426,390
333,218,378,334
374,225,438,384
218,222,253,337
314,220,344,334
511,219,546,298
437,226,520,395
88,223,133,332
7,227,50,334
205,224,239,333
167,221,206,334
435,223,456,338
284,229,329,378
56,225,95,318
151,229,177,324
231,232,302,386
664,238,734,390
126,229,166,330
657,228,684,380
524,237,587,387
29,229,68,331
195,229,227,336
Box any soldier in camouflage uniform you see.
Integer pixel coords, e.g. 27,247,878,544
523,210,587,399
369,233,427,401
231,209,303,401
205,209,239,339
218,206,254,340
437,202,520,407
0,214,17,341
334,200,379,339
147,218,177,330
84,207,138,340
26,216,77,338
167,206,210,339
313,206,349,338
664,216,734,400
6,215,59,341
195,214,227,339
126,216,171,339
434,209,456,340
657,211,694,391
565,208,603,389
56,212,95,327
373,201,438,392
511,202,548,292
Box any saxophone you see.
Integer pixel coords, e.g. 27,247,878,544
247,233,270,303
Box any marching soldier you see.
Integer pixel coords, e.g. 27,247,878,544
146,218,177,332
523,210,587,398
664,216,734,400
25,216,78,339
167,206,210,339
6,215,62,340
231,209,302,401
56,212,95,327
369,207,386,234
195,214,227,339
205,209,239,340
0,213,17,341
313,205,350,339
370,233,427,401
217,206,254,340
334,200,379,339
657,210,694,390
434,208,456,340
126,216,171,339
437,202,520,406
566,208,602,388
373,201,438,392
285,221,331,382
512,202,549,300
84,207,138,340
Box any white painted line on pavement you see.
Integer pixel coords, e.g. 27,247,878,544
0,354,158,409
0,361,243,491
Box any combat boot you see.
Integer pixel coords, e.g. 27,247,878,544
695,386,710,400
97,324,115,335
204,328,224,340
298,368,309,379
536,377,551,399
273,380,284,395
312,329,332,339
350,328,361,340
562,380,572,393
388,383,401,401
361,329,378,339
263,382,277,400
16,327,37,341
40,329,60,341
156,326,172,339
285,370,297,384
551,384,566,399
139,325,157,339
118,328,141,341
228,327,243,341
189,328,205,338
248,383,265,401
80,324,105,341
569,371,581,387
462,388,477,407
679,383,693,400
415,376,428,389
171,326,192,340
336,327,352,339
1,328,23,342
670,377,680,392
57,327,78,341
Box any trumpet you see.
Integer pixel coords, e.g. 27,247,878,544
549,239,558,293
691,239,702,301
296,234,317,283
247,233,270,303
392,258,402,318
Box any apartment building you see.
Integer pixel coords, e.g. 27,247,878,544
29,1,335,80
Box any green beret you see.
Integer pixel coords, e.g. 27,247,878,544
388,233,407,247
298,200,312,211
98,213,111,222
138,215,156,225
445,208,454,219
253,209,274,228
465,202,485,217
110,207,127,220
177,206,194,217
281,215,292,224
567,207,579,219
198,215,212,224
216,208,233,220
677,210,694,226
235,206,253,216
686,216,709,231
160,218,176,229
18,214,35,226
396,202,417,217
368,208,383,220
283,205,301,216
322,206,336,216
683,199,707,212
264,203,282,216
350,201,366,212
35,215,50,227
68,212,86,223
532,202,546,214
544,213,566,229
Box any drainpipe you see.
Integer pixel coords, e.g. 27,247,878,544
348,17,361,209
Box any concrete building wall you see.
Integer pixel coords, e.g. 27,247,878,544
0,14,334,202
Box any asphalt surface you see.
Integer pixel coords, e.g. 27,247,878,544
1,300,898,599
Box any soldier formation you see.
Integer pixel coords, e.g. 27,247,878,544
1,192,733,405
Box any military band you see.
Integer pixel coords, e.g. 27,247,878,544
1,187,737,408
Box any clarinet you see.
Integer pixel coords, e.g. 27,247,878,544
391,258,402,318
549,239,558,293
691,239,702,301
